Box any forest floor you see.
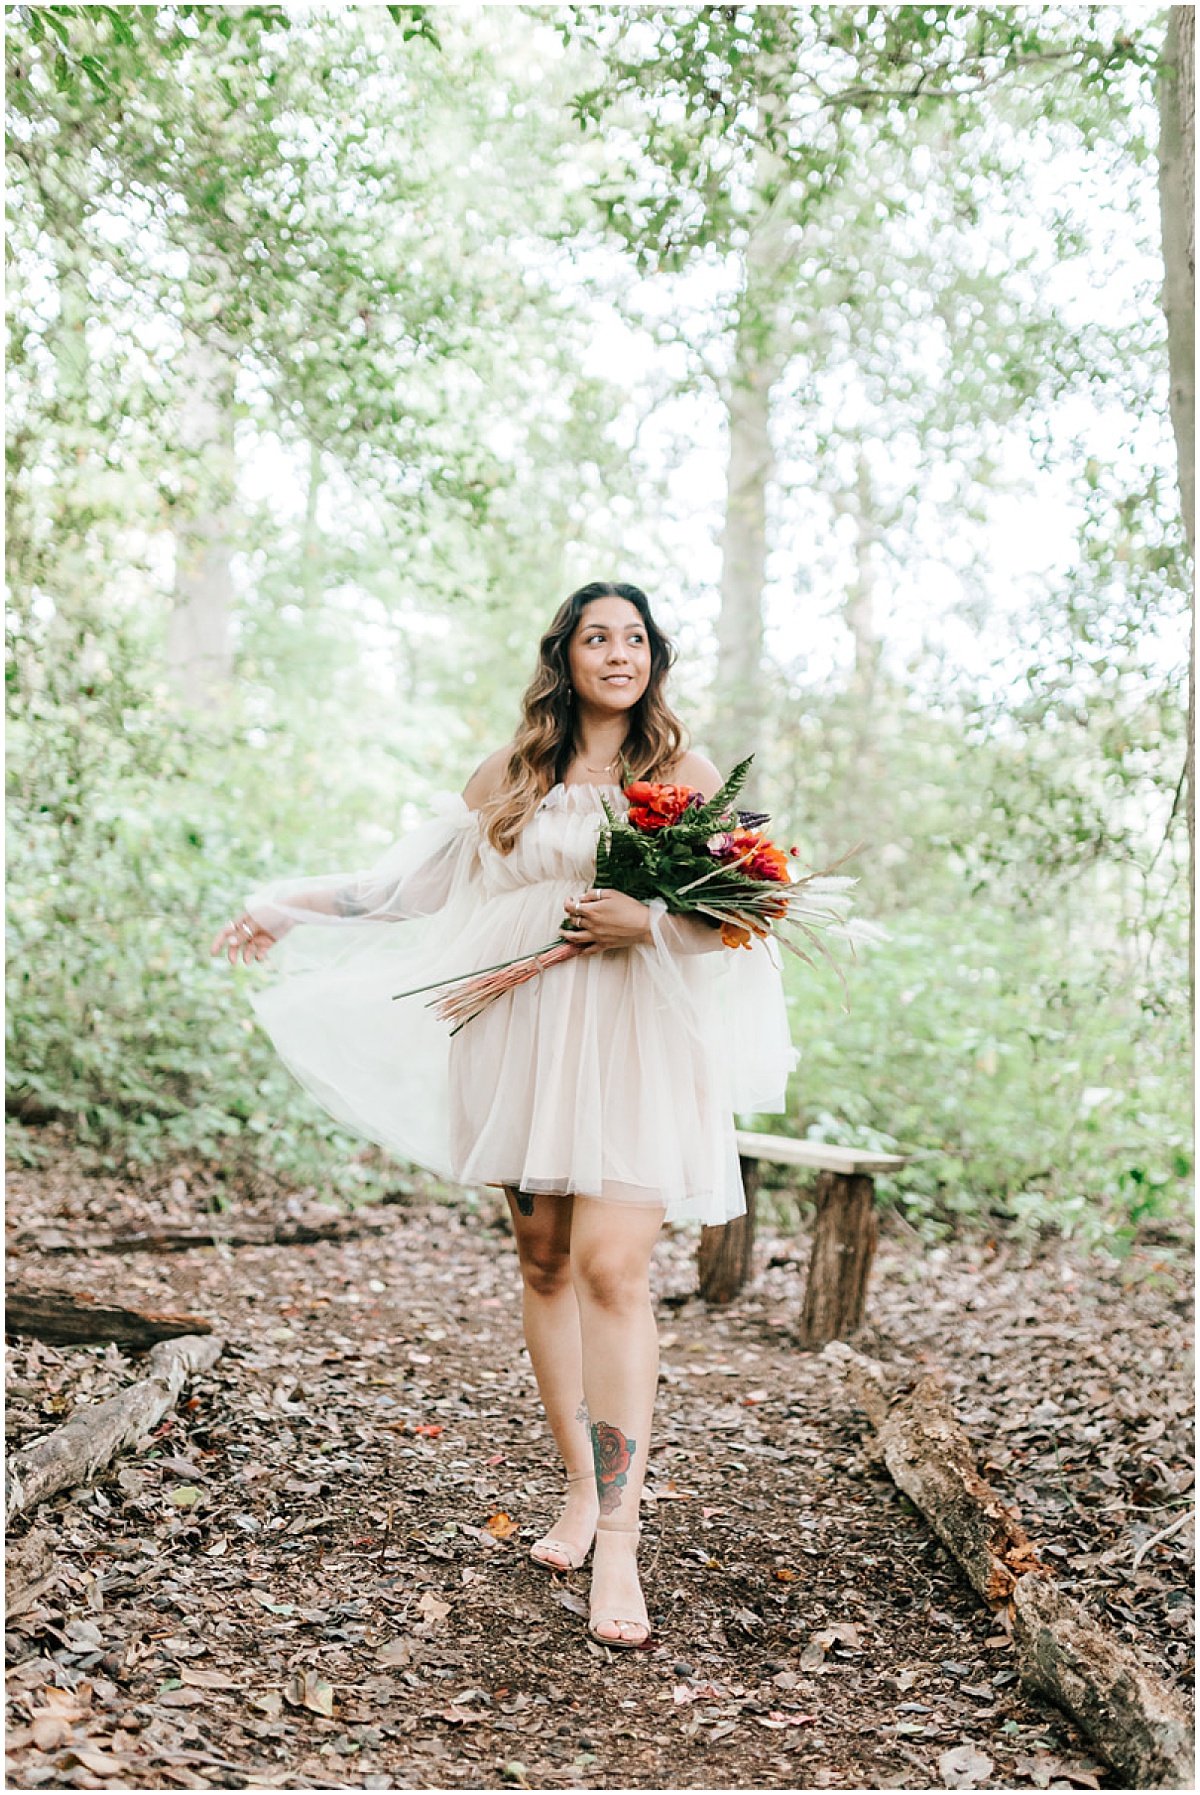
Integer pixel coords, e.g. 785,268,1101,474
4,1149,1194,1792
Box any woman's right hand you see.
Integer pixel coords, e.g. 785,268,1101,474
211,912,280,965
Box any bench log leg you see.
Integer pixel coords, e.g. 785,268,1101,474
797,1171,877,1348
697,1157,760,1305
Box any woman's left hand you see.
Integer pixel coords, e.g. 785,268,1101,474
560,888,653,953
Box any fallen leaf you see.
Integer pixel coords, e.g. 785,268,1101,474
29,1713,73,1750
283,1669,335,1717
773,1568,798,1582
417,1591,450,1625
250,1690,283,1720
376,1639,414,1667
250,1590,294,1614
756,1711,817,1729
939,1744,994,1788
1013,1756,1104,1790
180,1666,240,1690
62,1745,134,1775
552,1588,588,1618
158,1688,210,1708
415,1423,442,1437
155,1455,210,1480
34,1687,92,1717
165,1485,203,1509
799,1640,827,1671
484,1511,519,1540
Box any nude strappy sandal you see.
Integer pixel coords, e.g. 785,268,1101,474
529,1470,597,1572
587,1519,651,1648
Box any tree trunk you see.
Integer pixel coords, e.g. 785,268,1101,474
827,1345,1196,1790
831,445,883,843
698,1159,759,1304
167,331,236,708
6,1334,223,1523
4,1283,213,1349
797,1170,878,1348
1158,6,1196,1013
1159,7,1196,555
713,166,791,773
842,447,880,703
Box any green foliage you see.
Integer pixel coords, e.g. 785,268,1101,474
5,606,340,1181
776,900,1191,1252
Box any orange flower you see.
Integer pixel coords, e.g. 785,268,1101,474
720,921,753,949
624,780,702,832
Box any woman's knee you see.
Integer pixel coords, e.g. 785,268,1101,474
520,1242,570,1299
515,1230,572,1297
572,1249,650,1313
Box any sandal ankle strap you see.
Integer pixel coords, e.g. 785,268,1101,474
566,1470,595,1485
595,1518,641,1534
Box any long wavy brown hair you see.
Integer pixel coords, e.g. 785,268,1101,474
481,581,687,852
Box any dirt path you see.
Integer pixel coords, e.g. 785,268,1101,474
5,1163,1193,1790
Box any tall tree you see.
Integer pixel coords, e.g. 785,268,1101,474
1156,4,1195,997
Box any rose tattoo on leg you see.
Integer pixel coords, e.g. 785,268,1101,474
591,1421,636,1516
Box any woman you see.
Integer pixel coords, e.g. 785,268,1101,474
213,579,794,1649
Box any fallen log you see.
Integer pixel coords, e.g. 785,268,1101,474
5,1527,60,1618
16,1211,390,1256
6,1333,223,1524
5,1283,213,1348
825,1342,1195,1791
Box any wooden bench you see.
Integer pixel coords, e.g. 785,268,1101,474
696,1133,909,1346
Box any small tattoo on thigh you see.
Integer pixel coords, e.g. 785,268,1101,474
575,1400,589,1427
591,1420,636,1516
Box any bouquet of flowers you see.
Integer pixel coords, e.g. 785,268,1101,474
395,757,859,1033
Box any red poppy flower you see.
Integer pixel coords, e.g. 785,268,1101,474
624,781,700,832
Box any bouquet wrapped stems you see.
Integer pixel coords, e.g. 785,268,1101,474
393,939,582,1035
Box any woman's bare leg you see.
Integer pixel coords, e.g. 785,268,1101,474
505,1189,597,1565
569,1195,665,1644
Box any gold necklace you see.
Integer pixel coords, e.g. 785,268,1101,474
578,753,620,775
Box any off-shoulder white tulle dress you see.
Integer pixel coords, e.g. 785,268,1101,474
246,783,796,1226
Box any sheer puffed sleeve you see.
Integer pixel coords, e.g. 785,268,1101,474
244,797,484,1178
244,796,481,940
645,899,726,957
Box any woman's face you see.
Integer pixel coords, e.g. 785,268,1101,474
567,597,652,716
